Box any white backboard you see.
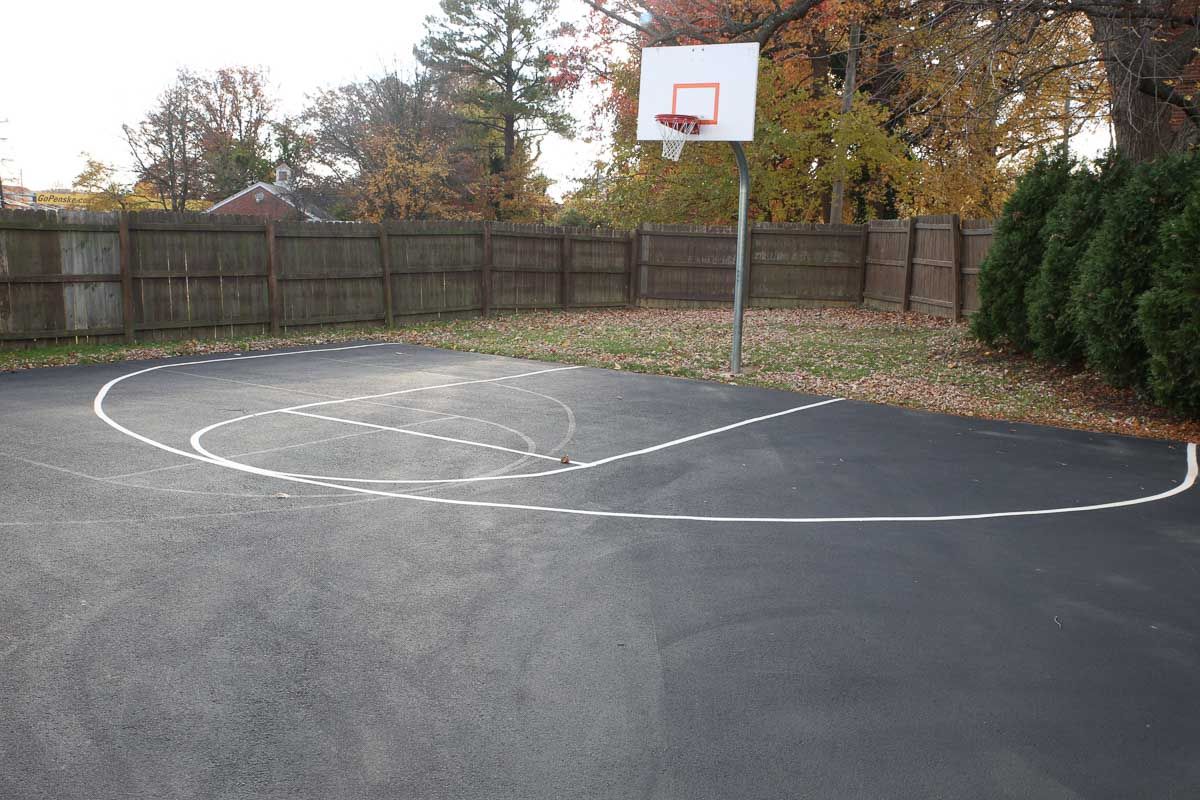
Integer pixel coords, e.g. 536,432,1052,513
636,42,760,143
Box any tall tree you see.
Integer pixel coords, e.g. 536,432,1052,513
578,0,830,50
124,70,203,211
194,67,276,197
72,154,134,211
563,1,1129,222
271,118,315,181
564,53,913,227
887,1,1197,164
828,22,863,223
356,128,457,220
303,70,481,218
418,0,574,217
1083,1,1200,161
583,0,1200,164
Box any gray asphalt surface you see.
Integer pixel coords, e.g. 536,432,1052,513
2,341,1198,799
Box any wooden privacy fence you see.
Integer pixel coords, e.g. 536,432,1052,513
0,211,635,345
636,216,993,318
860,215,993,317
637,222,872,309
0,209,993,346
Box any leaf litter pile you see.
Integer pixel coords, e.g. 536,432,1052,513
1,308,1196,442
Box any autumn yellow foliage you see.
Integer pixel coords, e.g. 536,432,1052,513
567,1,1107,225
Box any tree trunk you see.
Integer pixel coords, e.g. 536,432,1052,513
503,114,516,170
1088,9,1200,162
807,32,835,221
829,23,862,224
864,42,900,220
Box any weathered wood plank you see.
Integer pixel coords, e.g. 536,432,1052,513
481,222,493,316
0,220,116,233
950,214,963,322
560,233,572,307
0,274,122,283
130,222,267,233
119,212,134,342
136,317,272,331
902,217,917,312
266,220,281,334
856,224,869,303
378,225,394,327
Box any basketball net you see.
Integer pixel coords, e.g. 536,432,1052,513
655,114,700,161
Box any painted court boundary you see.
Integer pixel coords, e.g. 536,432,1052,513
93,343,1199,524
190,392,843,485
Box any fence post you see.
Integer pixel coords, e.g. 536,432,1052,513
949,214,963,322
560,231,572,308
118,211,135,343
481,221,492,316
901,216,917,312
857,222,870,304
629,227,642,306
265,219,281,334
378,223,394,328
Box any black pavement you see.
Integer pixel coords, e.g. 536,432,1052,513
2,342,1197,799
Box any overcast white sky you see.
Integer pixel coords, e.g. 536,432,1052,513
1,0,606,198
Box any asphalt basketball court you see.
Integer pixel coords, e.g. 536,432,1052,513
2,340,1198,798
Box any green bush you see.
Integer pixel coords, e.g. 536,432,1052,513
1070,152,1200,388
972,153,1073,350
1137,187,1200,414
1026,154,1129,363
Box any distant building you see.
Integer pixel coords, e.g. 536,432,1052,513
206,165,332,221
1,184,36,209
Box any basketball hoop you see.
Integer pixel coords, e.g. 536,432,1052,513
655,113,700,161
639,44,761,373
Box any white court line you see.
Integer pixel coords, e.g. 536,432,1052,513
163,362,564,469
106,415,462,479
171,441,1200,522
269,364,584,415
191,398,843,485
167,368,471,421
0,450,358,499
90,343,573,487
311,358,590,467
186,363,589,484
282,409,586,465
92,343,392,468
93,343,1199,523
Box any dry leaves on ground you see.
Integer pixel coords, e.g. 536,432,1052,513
2,308,1196,442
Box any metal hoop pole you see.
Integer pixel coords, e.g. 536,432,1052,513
729,141,751,374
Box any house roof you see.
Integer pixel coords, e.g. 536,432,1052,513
1,186,36,209
206,180,333,221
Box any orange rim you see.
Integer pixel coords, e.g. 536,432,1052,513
654,113,701,134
